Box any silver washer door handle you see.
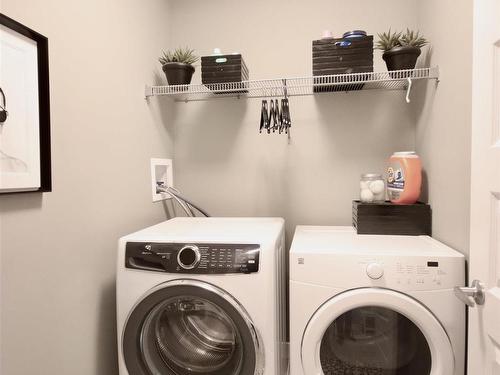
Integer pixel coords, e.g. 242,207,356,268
454,279,485,307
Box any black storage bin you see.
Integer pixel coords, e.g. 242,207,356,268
201,54,249,93
312,36,373,92
352,200,432,236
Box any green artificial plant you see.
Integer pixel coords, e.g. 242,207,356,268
159,47,199,66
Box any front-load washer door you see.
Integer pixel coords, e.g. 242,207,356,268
122,280,263,375
301,288,454,375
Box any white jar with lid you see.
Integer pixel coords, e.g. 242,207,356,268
360,173,385,203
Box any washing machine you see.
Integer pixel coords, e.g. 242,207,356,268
117,217,287,375
290,226,465,375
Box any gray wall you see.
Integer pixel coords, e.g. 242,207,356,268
169,0,419,243
0,1,474,374
0,0,173,374
414,0,473,254
170,0,473,254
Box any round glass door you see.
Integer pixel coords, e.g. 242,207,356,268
142,296,242,374
123,280,261,375
301,288,454,375
319,306,431,374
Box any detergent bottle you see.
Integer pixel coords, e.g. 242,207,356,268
387,151,422,204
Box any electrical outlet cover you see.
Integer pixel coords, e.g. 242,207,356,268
150,158,173,202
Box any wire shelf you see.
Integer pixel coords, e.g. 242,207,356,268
145,67,439,102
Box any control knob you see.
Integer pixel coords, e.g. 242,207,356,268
177,245,201,270
366,262,384,279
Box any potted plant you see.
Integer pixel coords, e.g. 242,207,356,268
377,29,428,71
159,47,199,85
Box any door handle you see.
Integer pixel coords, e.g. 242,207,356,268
454,279,485,307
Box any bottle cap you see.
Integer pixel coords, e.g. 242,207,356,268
361,173,383,179
393,151,417,156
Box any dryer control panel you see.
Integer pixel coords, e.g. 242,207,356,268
125,242,260,274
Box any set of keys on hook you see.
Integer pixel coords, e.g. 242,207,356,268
260,98,291,134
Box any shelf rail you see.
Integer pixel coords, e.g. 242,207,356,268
145,67,439,103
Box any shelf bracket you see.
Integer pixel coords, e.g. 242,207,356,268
405,78,413,104
145,85,153,100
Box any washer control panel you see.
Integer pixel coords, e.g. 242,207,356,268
125,242,260,274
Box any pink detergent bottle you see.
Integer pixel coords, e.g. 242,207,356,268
386,151,422,204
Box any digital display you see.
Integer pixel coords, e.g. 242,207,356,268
427,261,439,267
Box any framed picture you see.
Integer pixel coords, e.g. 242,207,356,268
0,13,51,194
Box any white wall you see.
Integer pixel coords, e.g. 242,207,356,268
169,0,419,243
414,0,473,254
0,1,173,374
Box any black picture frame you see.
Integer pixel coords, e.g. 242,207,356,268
0,13,51,194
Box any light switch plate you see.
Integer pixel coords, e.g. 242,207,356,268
150,158,173,202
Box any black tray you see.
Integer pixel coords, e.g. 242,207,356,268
352,200,432,236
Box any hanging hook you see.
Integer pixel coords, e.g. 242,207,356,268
405,78,413,103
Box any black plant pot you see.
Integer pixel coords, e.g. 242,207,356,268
382,46,421,71
162,62,195,85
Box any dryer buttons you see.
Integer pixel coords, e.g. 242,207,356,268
366,262,384,279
